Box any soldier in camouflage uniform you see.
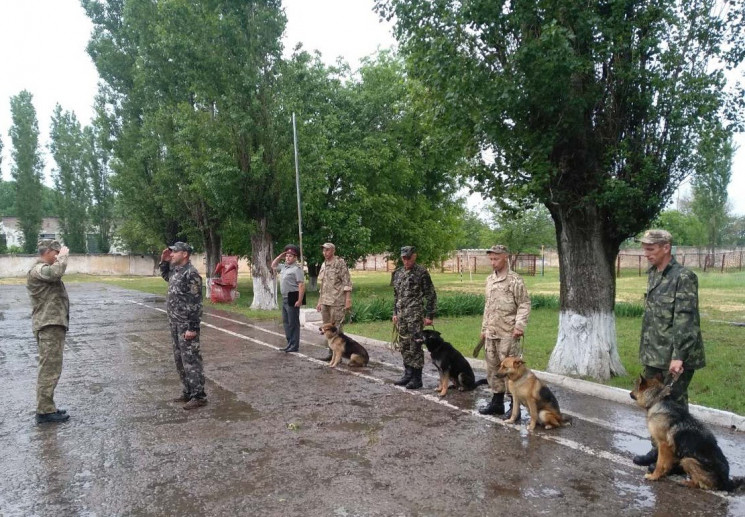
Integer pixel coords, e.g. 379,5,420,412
479,245,531,416
316,242,353,361
392,246,437,390
27,239,71,424
160,242,208,410
633,229,705,467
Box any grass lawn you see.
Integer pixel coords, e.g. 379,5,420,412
4,268,744,414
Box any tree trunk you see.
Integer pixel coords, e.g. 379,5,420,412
250,218,277,310
307,262,321,292
202,226,221,298
547,205,627,380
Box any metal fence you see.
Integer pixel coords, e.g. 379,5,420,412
617,250,745,276
353,250,539,276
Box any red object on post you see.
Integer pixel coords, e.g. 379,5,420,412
210,256,239,303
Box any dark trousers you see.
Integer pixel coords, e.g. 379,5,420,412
282,297,300,350
169,321,206,400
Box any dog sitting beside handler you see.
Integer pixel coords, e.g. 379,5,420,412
478,245,531,417
633,229,706,469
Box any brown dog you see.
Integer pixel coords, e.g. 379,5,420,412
496,357,572,430
319,323,369,368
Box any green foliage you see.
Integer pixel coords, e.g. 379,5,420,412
691,127,733,253
489,204,556,255
85,94,116,253
49,104,90,253
653,209,707,247
9,90,44,253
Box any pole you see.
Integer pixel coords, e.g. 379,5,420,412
292,112,304,264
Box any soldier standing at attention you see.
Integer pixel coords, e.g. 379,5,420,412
271,244,306,353
392,246,437,390
159,242,208,410
316,242,352,361
27,239,71,424
479,245,531,416
633,229,705,467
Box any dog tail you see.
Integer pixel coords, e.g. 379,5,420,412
474,378,488,387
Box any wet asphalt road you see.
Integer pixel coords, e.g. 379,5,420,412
1,283,744,517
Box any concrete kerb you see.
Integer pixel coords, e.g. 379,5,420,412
300,315,745,433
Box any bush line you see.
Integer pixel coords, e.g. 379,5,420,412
349,293,643,323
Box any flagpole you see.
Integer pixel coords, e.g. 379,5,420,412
292,112,304,264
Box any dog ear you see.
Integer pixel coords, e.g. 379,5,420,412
653,372,664,383
515,358,524,367
330,325,337,333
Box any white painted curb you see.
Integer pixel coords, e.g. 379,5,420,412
312,323,745,432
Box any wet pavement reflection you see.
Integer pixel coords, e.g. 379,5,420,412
1,283,743,516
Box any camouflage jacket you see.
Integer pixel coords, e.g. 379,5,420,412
318,256,352,306
393,263,437,318
640,257,705,370
26,256,70,332
481,270,531,339
160,260,203,331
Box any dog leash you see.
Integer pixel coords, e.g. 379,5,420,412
665,370,682,388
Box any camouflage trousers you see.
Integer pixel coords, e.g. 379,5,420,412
643,365,695,408
320,305,346,352
485,336,522,393
169,321,206,400
397,312,425,369
35,325,66,414
320,304,346,330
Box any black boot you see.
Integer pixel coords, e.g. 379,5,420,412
405,368,423,390
479,393,505,415
394,365,413,386
633,447,658,466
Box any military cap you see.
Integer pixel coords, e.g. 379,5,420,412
38,239,62,251
284,244,300,256
168,241,193,253
486,244,510,255
321,242,335,250
400,246,416,257
640,229,672,245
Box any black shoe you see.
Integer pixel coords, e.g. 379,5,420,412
479,393,505,415
56,409,67,415
394,366,413,386
405,368,423,390
36,411,70,424
633,448,658,466
285,346,299,353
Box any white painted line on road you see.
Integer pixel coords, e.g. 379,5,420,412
128,300,737,500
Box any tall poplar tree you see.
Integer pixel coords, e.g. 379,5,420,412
49,104,91,253
9,90,44,253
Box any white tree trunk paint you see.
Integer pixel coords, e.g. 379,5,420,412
548,310,627,381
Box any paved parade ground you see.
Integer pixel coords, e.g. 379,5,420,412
1,283,744,516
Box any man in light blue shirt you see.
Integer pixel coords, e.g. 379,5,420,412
271,244,306,352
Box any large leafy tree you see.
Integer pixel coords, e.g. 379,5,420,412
8,90,44,253
85,94,116,253
377,0,744,379
49,105,91,253
83,0,289,310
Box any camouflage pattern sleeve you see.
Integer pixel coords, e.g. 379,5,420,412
184,268,203,331
513,277,531,331
159,261,171,282
671,270,703,364
31,256,68,282
421,269,437,318
392,268,401,316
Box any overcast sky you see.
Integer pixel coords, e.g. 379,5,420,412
1,0,743,216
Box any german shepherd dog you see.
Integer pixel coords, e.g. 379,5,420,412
319,323,369,368
413,330,488,397
630,374,745,491
496,357,572,430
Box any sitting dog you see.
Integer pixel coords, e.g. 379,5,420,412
496,357,572,430
413,330,487,397
319,323,369,368
630,374,744,491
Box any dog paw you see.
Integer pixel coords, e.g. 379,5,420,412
644,473,661,481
